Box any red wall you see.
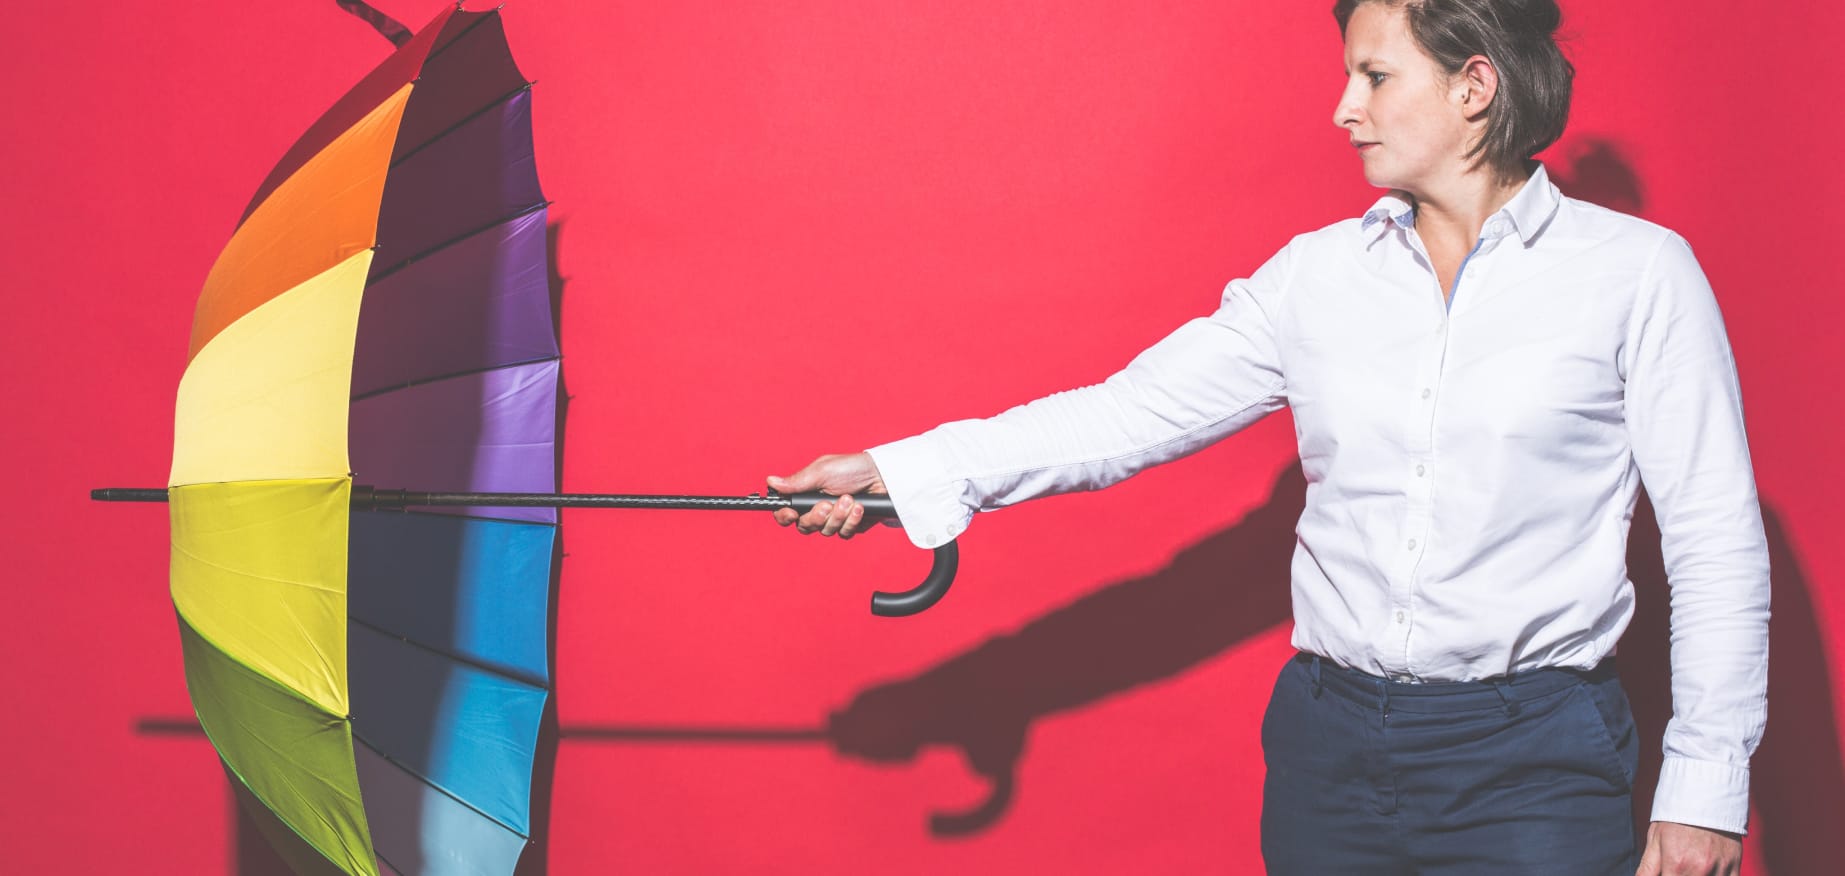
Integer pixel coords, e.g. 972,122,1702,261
5,1,1840,873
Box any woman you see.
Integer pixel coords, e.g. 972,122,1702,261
771,2,1766,873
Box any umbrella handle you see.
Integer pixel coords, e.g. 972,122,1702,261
869,542,959,617
785,492,960,617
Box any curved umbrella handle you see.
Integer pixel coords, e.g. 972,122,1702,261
870,542,959,617
786,492,960,616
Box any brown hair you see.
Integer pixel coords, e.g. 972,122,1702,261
1334,0,1574,178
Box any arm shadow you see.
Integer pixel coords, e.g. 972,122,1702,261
1619,493,1842,871
1550,134,1842,868
824,464,1303,837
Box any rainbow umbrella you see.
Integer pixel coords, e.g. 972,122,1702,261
93,4,960,872
161,5,555,872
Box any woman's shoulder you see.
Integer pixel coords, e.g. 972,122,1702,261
1549,193,1682,253
1273,216,1379,260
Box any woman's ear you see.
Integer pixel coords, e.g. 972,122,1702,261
1456,54,1499,119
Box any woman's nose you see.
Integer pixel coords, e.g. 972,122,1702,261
1333,80,1363,129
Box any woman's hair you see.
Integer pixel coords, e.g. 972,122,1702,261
1334,0,1574,178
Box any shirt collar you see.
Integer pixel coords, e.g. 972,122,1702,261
1497,162,1560,245
1359,163,1562,246
1361,193,1415,234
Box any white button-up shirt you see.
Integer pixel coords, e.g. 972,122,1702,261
867,164,1769,833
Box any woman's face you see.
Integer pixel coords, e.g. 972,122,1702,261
1334,3,1472,194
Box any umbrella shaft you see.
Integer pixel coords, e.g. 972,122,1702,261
382,490,787,510
92,486,896,518
369,488,895,519
90,488,171,503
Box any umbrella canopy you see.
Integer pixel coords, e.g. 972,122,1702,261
168,5,556,873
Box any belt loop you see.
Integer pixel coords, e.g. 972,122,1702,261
1490,678,1521,717
1308,655,1324,699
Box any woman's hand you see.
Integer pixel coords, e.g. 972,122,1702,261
768,452,889,539
1635,821,1742,876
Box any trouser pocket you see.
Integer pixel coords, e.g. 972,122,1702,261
1570,675,1640,791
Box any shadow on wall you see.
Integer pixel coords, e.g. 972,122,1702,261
1624,496,1840,871
1549,137,1645,215
827,464,1303,836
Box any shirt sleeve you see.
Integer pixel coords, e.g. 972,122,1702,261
1621,232,1771,834
866,237,1297,550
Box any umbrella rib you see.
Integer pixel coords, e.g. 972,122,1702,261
421,6,499,65
350,731,534,840
368,200,550,284
350,353,560,403
349,615,550,691
389,83,534,170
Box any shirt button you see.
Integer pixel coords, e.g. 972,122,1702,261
1415,464,1426,477
1407,539,1418,551
1420,388,1432,400
1395,610,1406,624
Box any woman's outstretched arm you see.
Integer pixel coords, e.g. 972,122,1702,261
772,235,1302,547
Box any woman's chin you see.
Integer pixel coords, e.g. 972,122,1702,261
1360,166,1399,189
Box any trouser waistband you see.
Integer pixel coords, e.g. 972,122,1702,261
1293,652,1619,715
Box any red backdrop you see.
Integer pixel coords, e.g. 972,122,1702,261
4,1,1840,873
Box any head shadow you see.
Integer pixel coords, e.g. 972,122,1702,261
1547,136,1645,214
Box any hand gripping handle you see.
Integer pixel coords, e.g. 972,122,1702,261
786,492,959,616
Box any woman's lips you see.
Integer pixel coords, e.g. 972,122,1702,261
1354,141,1380,153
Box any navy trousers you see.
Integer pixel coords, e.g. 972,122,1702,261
1260,653,1640,875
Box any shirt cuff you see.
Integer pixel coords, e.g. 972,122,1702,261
1649,755,1751,835
865,435,974,551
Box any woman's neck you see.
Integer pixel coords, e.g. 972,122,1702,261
1404,163,1533,252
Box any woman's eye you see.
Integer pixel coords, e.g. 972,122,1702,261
1367,71,1387,86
